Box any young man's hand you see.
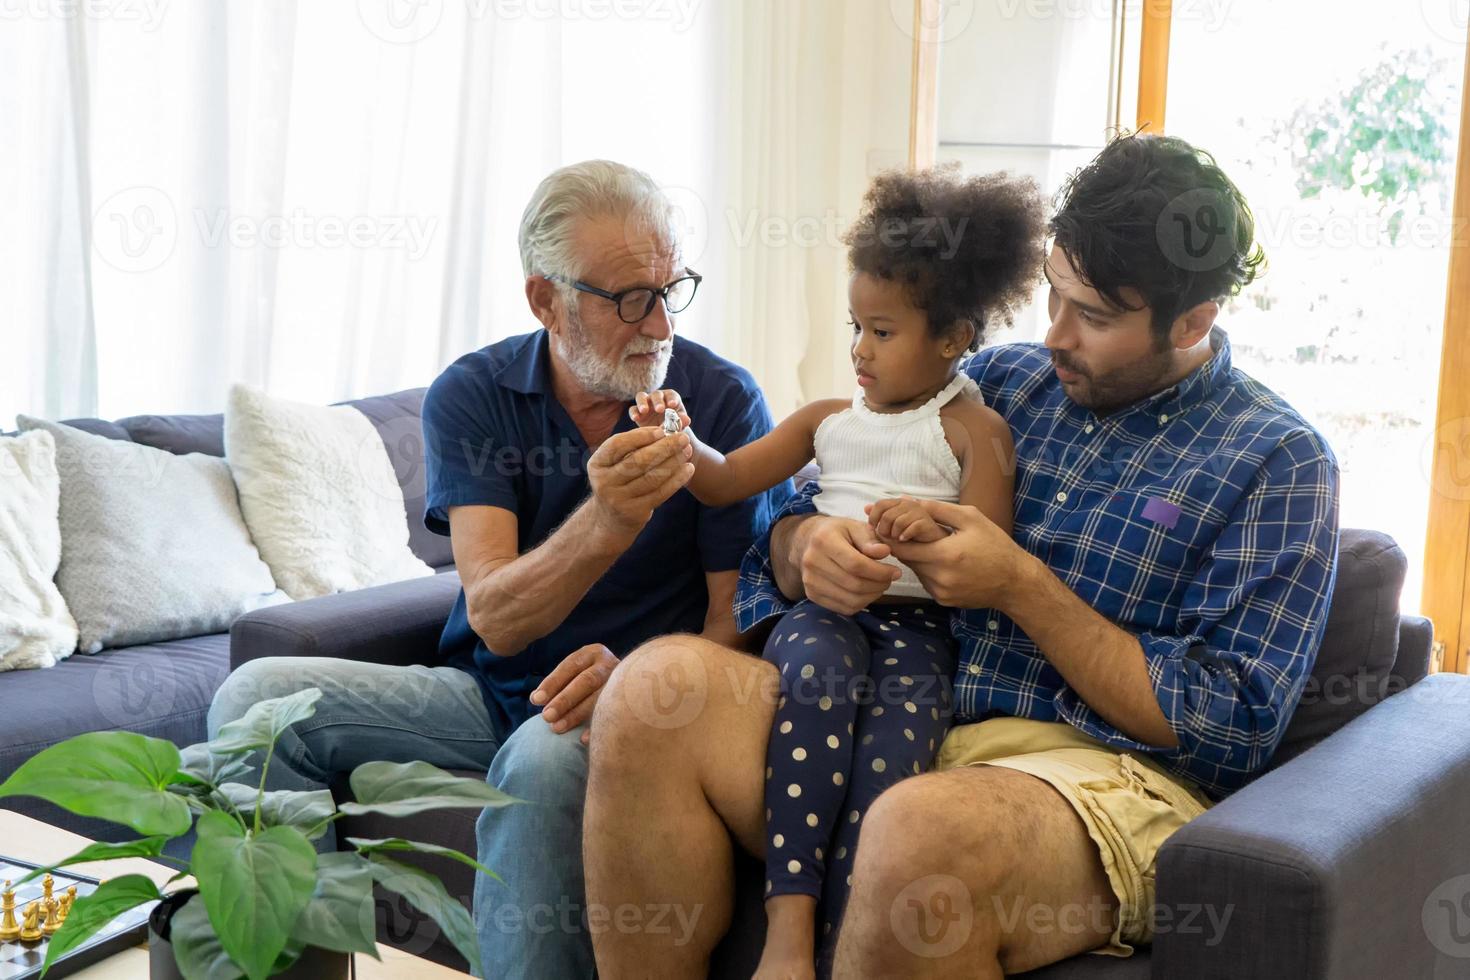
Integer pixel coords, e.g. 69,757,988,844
867,496,950,543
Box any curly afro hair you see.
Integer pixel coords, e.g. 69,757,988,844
842,165,1046,350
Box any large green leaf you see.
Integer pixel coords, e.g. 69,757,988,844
347,837,500,882
288,852,380,957
191,810,317,980
216,783,336,841
174,740,255,786
340,760,518,818
171,898,307,979
0,732,190,836
40,874,162,977
367,855,481,977
17,837,169,887
208,687,322,755
167,897,244,980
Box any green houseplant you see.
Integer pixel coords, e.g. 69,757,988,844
0,687,514,979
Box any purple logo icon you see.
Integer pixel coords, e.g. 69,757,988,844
1141,497,1182,530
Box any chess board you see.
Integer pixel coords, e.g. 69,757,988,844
0,858,154,979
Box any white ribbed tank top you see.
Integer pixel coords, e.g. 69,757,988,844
812,372,980,600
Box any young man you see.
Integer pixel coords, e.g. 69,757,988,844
582,134,1339,978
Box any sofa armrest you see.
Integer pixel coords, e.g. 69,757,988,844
230,571,462,670
1153,672,1470,979
1393,614,1434,689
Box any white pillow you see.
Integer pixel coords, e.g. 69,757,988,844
225,384,433,600
0,430,79,670
16,415,287,653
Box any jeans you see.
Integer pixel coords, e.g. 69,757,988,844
207,656,595,979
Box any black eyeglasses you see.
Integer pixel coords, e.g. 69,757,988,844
547,270,702,324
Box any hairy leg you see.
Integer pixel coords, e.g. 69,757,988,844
584,635,779,978
833,765,1116,978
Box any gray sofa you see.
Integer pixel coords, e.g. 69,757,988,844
0,388,457,842
10,387,1470,977
229,423,1470,975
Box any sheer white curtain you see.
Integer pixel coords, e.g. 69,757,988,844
4,0,913,423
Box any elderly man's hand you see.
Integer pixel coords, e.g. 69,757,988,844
792,515,901,616
587,426,694,541
888,500,1026,609
531,643,619,745
628,389,692,432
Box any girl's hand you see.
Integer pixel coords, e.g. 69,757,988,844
867,496,950,543
629,389,692,431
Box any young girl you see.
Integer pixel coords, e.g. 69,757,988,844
630,166,1044,977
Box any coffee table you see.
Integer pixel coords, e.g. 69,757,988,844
0,810,471,979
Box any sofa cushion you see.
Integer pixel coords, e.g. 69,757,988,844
1272,528,1406,767
0,430,79,671
225,384,433,600
336,388,453,570
18,415,286,653
33,390,452,570
119,412,225,457
57,418,134,442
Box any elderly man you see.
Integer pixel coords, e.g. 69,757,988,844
208,160,788,979
583,134,1340,978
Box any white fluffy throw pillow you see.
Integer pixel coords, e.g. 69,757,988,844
0,430,79,670
225,384,433,600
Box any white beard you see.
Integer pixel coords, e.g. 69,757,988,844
555,307,671,400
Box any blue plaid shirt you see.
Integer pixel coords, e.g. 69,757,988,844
736,329,1340,799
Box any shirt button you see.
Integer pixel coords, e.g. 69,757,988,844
1056,491,1068,503
987,619,999,630
968,664,982,675
1084,424,1094,434
1159,413,1170,423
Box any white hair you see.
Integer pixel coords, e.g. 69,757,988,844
518,160,678,282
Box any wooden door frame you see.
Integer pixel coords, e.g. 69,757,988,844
909,0,942,169
1136,0,1171,132
1422,24,1470,676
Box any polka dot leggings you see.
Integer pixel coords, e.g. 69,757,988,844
761,599,957,952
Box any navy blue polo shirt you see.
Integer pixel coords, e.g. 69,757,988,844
422,330,791,737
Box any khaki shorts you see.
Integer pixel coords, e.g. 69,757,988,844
935,716,1212,956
